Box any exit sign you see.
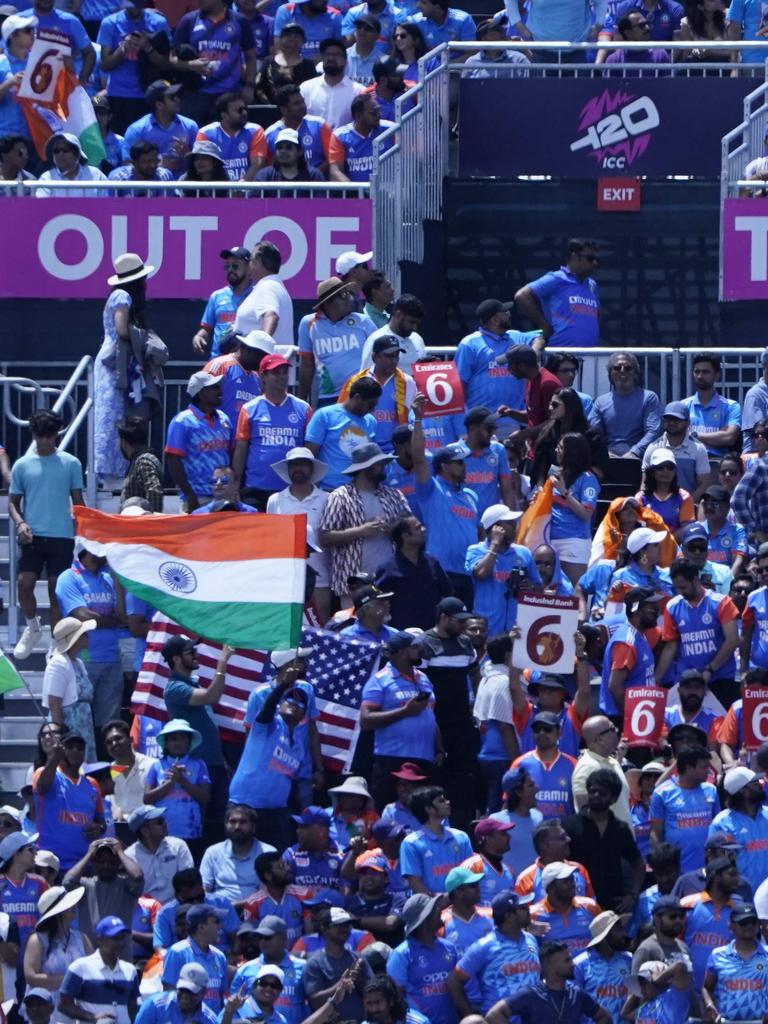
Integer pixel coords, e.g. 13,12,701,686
597,178,641,211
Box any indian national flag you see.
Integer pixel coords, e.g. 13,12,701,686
74,508,306,650
0,652,24,696
516,477,553,552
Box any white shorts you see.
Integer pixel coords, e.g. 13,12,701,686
550,536,591,565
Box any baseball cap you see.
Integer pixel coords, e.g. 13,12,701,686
304,889,345,908
481,503,523,530
731,903,759,923
145,79,182,106
219,246,250,262
432,442,470,472
371,821,407,843
256,963,286,985
624,586,663,614
292,806,331,827
532,711,561,729
23,989,53,1005
271,647,313,669
177,962,209,994
705,832,743,851
253,915,288,937
354,12,380,30
34,850,60,873
705,856,734,879
649,448,677,468
435,596,472,620
127,804,165,832
490,891,534,919
626,528,667,555
679,668,706,684
0,830,37,866
663,401,690,420
681,522,708,546
474,818,515,842
476,298,514,323
529,674,568,693
541,862,577,889
445,866,484,893
95,915,129,938
667,722,708,747
321,906,355,927
385,630,425,654
465,406,498,428
275,127,300,146
628,961,667,998
372,335,406,356
501,344,538,367
186,905,222,930
187,370,222,397
703,484,731,503
723,766,760,795
652,895,688,915
355,850,388,873
335,250,373,277
260,353,290,373
1,12,35,40
240,330,275,353
502,767,529,794
161,634,195,663
352,585,394,609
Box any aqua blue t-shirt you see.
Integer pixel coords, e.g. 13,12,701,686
305,404,377,489
228,686,304,808
0,52,28,137
416,476,478,575
10,449,83,538
463,442,511,516
97,9,171,97
55,561,119,662
528,267,600,346
649,779,720,873
550,470,599,541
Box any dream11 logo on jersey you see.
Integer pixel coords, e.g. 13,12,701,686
569,88,661,170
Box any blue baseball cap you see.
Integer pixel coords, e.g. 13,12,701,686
127,805,165,832
491,891,534,920
292,806,331,827
0,830,38,866
186,904,223,930
304,888,345,908
681,522,708,546
95,915,129,938
663,401,689,420
501,767,528,794
371,820,408,842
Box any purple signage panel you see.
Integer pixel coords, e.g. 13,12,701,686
722,197,768,301
459,78,754,178
0,197,372,299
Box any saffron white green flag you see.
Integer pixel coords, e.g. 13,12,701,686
74,507,306,650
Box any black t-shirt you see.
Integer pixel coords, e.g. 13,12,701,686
563,809,641,912
420,630,476,731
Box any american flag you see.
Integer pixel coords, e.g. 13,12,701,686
130,614,381,772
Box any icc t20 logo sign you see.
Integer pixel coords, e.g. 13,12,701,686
569,89,661,170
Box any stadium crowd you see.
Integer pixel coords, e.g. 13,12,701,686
7,230,768,1024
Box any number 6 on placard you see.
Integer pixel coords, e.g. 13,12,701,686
425,372,453,408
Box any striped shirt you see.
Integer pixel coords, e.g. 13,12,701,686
60,951,139,1024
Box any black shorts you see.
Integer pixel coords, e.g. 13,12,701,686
17,536,74,578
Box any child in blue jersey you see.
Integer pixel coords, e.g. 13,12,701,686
625,959,690,1024
549,432,599,586
398,787,472,894
144,719,210,840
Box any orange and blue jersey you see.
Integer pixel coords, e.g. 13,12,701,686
399,826,473,893
455,928,540,1013
203,353,261,437
164,405,232,497
514,700,584,759
514,858,594,902
682,891,742,988
649,779,720,873
328,120,395,181
32,765,104,871
573,947,632,1023
743,586,768,668
509,750,577,821
172,8,256,94
599,621,658,716
387,936,459,1024
706,939,768,1021
529,895,600,954
661,590,740,680
708,805,768,894
459,853,516,905
242,884,309,945
638,488,694,534
196,121,267,181
231,953,306,1024
663,704,722,744
265,116,331,172
235,393,311,491
273,2,342,55
0,872,47,948
704,520,748,567
463,441,511,516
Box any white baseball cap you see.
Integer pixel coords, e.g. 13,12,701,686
1,12,35,40
187,370,222,397
240,330,275,354
335,251,373,277
541,861,577,890
275,127,300,146
723,766,761,795
481,503,523,531
649,447,677,468
626,527,667,555
177,962,208,994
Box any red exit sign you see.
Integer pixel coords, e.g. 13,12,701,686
597,177,641,211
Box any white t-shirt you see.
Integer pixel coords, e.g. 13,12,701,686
360,325,428,374
299,74,364,129
42,651,80,709
266,485,330,585
234,274,295,346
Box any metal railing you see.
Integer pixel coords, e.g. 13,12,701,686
721,76,768,202
0,180,370,197
372,39,768,290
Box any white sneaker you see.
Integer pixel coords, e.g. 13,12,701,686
14,620,41,660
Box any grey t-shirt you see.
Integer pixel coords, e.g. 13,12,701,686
360,491,393,575
302,949,373,1021
631,934,690,972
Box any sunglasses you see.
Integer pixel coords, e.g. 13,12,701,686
612,365,633,373
655,463,675,471
533,723,557,733
597,725,617,737
214,474,233,484
256,980,282,990
685,542,708,553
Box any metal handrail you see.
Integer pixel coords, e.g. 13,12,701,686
1,377,45,428
0,179,370,194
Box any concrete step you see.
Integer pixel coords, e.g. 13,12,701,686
3,670,44,696
0,764,31,794
0,717,45,742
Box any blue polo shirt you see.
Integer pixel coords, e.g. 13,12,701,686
162,938,228,1011
97,9,171,98
165,405,232,497
273,2,343,55
229,686,304,808
573,948,632,1023
613,0,683,40
387,937,459,1024
399,826,473,893
463,442,511,516
173,9,255,94
682,392,741,458
55,561,119,662
455,328,541,415
465,542,541,635
527,267,600,347
456,929,540,1012
361,665,437,759
298,311,377,399
122,112,198,168
305,404,377,489
649,780,720,873
200,289,254,358
416,475,478,575
411,7,474,46
21,8,90,52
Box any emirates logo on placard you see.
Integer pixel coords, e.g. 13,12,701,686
570,89,660,170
